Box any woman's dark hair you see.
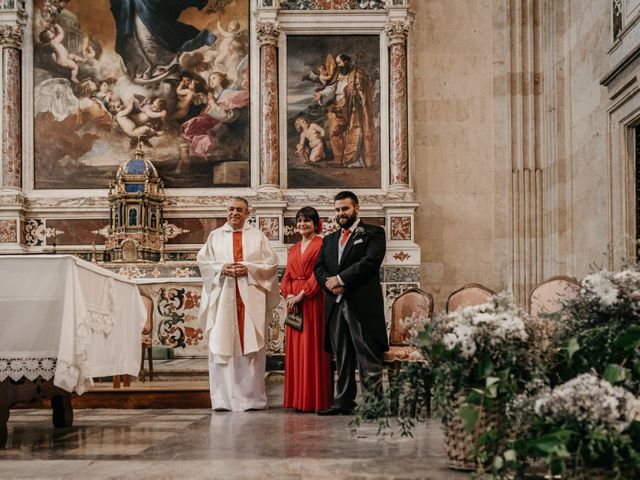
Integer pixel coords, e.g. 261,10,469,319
296,206,321,233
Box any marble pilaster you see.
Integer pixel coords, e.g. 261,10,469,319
0,21,24,190
385,18,412,190
257,21,281,191
0,2,27,253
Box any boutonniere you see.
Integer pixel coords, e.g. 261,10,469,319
353,225,366,237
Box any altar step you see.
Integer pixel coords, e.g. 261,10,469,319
143,356,285,382
12,373,285,410
146,357,210,382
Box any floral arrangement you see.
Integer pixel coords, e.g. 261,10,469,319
420,293,550,421
553,268,640,395
367,293,552,473
500,374,640,479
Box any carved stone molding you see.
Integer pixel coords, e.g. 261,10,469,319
256,21,281,47
0,0,27,48
384,17,413,47
0,24,23,48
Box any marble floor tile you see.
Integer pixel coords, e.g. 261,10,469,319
132,421,196,429
2,390,469,479
63,443,153,456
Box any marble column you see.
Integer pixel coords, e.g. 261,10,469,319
0,22,24,190
385,19,412,190
0,3,27,252
257,21,281,191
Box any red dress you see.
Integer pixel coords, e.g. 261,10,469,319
281,236,332,412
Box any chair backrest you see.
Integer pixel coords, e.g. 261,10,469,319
390,288,434,346
446,283,495,313
140,294,154,337
529,275,579,318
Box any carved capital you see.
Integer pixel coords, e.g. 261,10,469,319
256,21,281,47
385,17,413,47
0,23,24,48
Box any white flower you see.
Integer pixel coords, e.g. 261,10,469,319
583,273,619,305
459,339,477,359
613,269,640,284
626,397,640,422
442,333,458,350
597,281,619,305
532,374,638,432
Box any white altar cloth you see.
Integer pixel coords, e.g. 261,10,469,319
0,255,145,394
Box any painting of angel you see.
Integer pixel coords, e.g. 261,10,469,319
286,35,381,189
32,0,250,189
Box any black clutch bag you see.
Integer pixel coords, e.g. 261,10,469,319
285,305,303,331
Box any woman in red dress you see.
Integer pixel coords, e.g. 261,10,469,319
281,207,332,412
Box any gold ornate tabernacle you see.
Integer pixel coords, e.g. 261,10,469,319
105,144,166,263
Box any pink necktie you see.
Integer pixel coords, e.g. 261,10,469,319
340,228,351,247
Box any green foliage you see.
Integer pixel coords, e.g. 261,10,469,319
551,269,640,394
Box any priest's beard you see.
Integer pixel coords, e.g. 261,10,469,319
338,64,351,75
337,213,357,230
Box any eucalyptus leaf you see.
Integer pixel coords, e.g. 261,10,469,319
459,405,480,433
603,363,626,384
615,325,640,350
566,337,580,360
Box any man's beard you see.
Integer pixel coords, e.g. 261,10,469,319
337,213,357,229
338,64,350,75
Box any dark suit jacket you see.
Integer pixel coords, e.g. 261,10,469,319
314,222,389,353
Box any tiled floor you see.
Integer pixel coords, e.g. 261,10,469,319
1,377,470,479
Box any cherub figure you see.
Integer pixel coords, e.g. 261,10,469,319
113,97,167,147
214,20,242,58
302,54,336,91
39,23,85,82
172,72,206,121
295,116,326,163
95,79,115,108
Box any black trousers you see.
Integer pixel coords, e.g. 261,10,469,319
328,300,384,410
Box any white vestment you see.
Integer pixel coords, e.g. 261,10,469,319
197,222,279,411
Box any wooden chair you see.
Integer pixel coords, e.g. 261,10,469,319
112,294,154,388
384,288,434,417
446,283,496,313
139,294,154,382
529,275,579,319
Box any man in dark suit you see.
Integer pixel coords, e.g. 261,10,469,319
314,191,388,415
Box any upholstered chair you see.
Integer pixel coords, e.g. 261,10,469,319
139,294,154,382
446,283,496,313
384,288,434,416
529,275,579,319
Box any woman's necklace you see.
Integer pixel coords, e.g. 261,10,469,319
300,235,315,254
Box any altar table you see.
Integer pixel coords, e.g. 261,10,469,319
0,255,145,447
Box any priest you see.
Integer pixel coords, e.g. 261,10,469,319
197,197,280,411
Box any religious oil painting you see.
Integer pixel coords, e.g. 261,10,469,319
33,0,250,189
286,35,381,189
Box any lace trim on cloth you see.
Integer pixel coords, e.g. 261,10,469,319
0,357,57,382
55,277,117,394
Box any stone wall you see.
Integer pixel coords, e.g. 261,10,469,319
410,0,510,308
410,0,640,306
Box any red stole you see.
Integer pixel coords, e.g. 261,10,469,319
233,230,245,353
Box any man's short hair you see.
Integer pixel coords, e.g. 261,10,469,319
228,196,250,211
334,191,359,205
337,53,352,64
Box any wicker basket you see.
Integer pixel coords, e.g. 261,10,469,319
444,391,502,471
